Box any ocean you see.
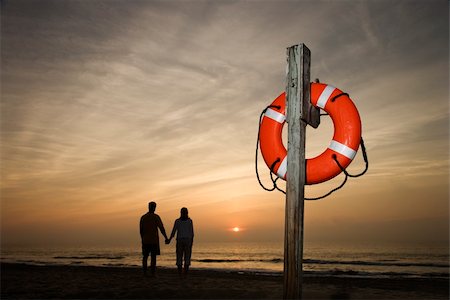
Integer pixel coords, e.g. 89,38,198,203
1,241,448,279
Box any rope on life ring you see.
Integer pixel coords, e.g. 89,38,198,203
255,82,368,200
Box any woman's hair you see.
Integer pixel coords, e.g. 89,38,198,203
180,207,188,220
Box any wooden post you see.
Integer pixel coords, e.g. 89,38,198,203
284,43,318,299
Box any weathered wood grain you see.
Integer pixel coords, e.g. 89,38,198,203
283,43,310,299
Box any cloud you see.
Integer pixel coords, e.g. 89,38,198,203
1,0,448,245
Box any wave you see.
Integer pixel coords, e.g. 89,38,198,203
194,258,283,263
46,255,449,269
303,259,449,268
193,258,449,268
53,256,125,260
304,270,449,279
3,259,447,279
196,259,240,263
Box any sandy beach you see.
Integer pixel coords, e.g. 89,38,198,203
1,263,448,299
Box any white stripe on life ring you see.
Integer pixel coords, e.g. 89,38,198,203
264,108,285,124
277,155,288,178
316,85,336,109
328,140,357,160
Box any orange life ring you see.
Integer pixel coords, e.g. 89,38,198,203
259,83,361,185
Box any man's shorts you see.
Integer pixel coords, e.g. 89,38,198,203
142,243,160,256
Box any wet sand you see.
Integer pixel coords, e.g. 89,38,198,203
1,263,448,299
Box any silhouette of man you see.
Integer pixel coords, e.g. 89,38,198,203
140,201,168,276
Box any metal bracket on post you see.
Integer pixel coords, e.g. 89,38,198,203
284,43,318,299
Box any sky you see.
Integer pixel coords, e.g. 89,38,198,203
1,0,449,247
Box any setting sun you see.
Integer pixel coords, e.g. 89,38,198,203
232,227,240,232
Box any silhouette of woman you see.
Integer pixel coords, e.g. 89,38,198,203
168,207,194,277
